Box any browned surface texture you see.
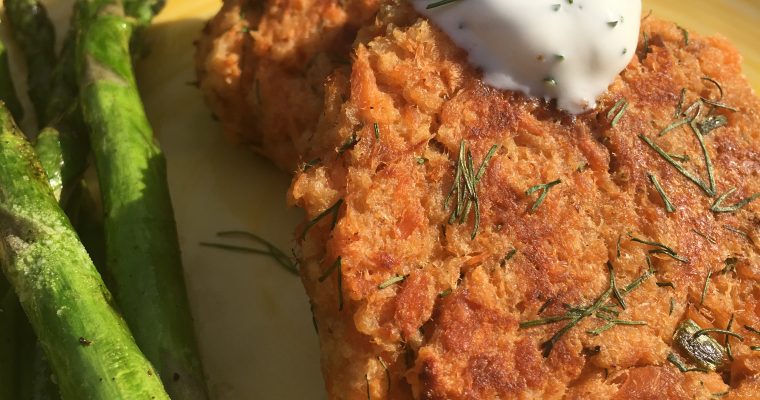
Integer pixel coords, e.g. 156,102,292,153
286,4,760,399
194,0,380,170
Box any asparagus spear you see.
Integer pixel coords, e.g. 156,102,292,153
76,1,209,398
3,0,55,122
0,103,170,400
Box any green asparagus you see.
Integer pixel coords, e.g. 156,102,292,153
0,103,170,400
4,0,56,122
76,1,209,397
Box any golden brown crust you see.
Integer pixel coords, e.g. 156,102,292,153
195,0,381,170
288,4,760,399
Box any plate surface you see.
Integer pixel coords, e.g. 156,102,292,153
11,1,760,398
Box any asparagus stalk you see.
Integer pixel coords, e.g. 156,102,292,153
76,1,209,398
3,0,55,122
0,103,171,400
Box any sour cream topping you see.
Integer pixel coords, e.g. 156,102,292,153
412,0,642,114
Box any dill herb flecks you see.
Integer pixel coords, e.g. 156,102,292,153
300,199,344,240
526,179,562,213
378,275,407,289
725,314,736,361
692,228,717,245
711,188,760,213
607,98,628,127
744,325,760,336
373,123,380,140
200,231,299,275
692,328,743,342
318,257,344,310
608,262,626,309
638,134,715,197
700,270,712,305
445,141,499,240
648,172,676,212
426,0,459,9
629,235,688,263
677,25,689,46
697,115,728,135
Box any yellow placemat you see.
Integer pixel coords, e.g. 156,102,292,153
6,1,759,399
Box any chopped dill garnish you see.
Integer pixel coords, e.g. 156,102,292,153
689,121,716,194
538,299,554,315
701,77,725,100
416,157,428,165
300,199,344,240
365,374,371,400
713,391,729,398
338,133,360,155
426,0,459,9
445,141,499,240
607,98,628,127
501,248,517,265
753,346,760,351
378,275,407,289
700,98,738,112
676,25,689,45
697,115,728,135
526,179,561,213
378,357,391,393
667,353,708,373
616,235,622,259
723,224,749,239
628,235,688,263
656,282,675,288
657,118,688,137
607,20,620,28
692,228,717,245
700,270,712,305
587,319,646,336
318,256,341,282
302,158,322,171
725,314,736,361
373,123,380,140
745,325,760,336
692,328,744,342
641,32,650,57
554,53,565,61
608,262,626,309
318,257,344,311
200,231,298,275
520,262,652,357
710,188,760,213
669,297,675,316
647,172,676,213
674,88,687,118
638,134,715,197
438,288,453,298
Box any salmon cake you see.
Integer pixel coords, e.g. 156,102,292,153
194,0,380,170
288,2,760,399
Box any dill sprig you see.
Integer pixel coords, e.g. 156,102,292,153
723,225,749,239
378,275,407,289
373,122,380,140
445,141,499,240
647,172,676,212
628,234,688,263
607,98,628,127
338,133,360,155
608,262,626,309
669,297,676,316
318,257,343,311
744,325,760,336
302,158,322,171
658,118,688,137
638,134,715,197
692,228,717,245
676,25,689,46
587,319,646,336
300,199,344,240
674,88,687,118
725,314,736,361
200,231,298,275
692,328,743,342
710,188,760,213
426,0,459,9
526,179,561,213
520,262,653,357
700,270,712,305
667,353,708,373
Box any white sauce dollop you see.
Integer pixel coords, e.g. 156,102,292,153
412,0,642,114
